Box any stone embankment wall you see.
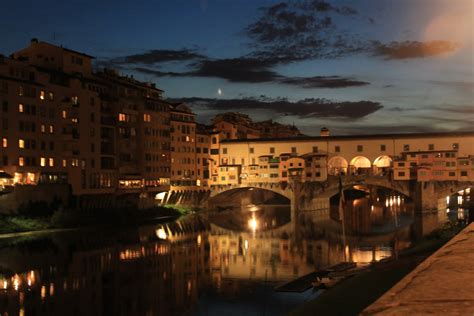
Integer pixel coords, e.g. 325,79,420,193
161,190,211,207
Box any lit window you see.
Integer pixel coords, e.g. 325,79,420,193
40,90,45,100
19,104,24,113
49,125,54,134
48,92,54,101
143,114,151,122
19,139,24,148
49,158,54,167
40,124,46,133
71,96,79,105
62,110,67,119
40,157,46,167
18,86,24,96
71,118,78,123
19,157,24,166
118,113,126,122
62,159,67,167
2,137,7,148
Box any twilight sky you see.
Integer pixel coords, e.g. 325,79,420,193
1,0,473,135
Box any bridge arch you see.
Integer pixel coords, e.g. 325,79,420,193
350,156,372,175
373,155,393,175
328,156,348,175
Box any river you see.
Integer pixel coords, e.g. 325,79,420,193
0,188,457,315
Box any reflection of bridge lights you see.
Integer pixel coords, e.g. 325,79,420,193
446,196,450,204
248,188,254,191
2,280,7,289
156,228,167,240
12,275,20,291
248,216,258,231
244,240,249,249
197,234,202,246
249,205,260,212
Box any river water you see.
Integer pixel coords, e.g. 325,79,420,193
0,189,453,316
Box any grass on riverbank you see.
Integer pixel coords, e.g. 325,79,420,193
290,220,467,316
0,216,51,234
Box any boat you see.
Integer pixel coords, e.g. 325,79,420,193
312,276,344,289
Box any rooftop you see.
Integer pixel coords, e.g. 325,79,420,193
220,131,474,143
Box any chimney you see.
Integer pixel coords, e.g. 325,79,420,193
320,127,329,137
30,38,39,44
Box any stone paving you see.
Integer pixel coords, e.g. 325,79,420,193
363,223,474,315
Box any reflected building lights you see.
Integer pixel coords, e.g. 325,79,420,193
248,216,258,232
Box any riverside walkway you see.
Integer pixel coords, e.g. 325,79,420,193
363,223,474,315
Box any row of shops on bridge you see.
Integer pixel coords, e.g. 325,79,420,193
212,150,474,186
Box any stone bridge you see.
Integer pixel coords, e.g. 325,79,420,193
209,176,474,234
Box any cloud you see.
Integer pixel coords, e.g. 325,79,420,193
281,76,369,88
245,0,369,61
373,40,460,59
133,57,369,88
168,96,382,119
111,48,205,65
192,58,280,82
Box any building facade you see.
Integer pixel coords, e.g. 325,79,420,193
214,132,474,186
0,39,171,202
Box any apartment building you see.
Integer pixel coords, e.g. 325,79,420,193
170,103,197,188
0,39,171,201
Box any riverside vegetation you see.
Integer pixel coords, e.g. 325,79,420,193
0,199,189,234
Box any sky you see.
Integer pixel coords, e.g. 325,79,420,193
1,0,473,135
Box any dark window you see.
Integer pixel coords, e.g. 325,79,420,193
335,146,340,152
270,147,275,154
403,144,410,151
380,144,386,151
249,147,254,154
210,149,219,155
357,145,363,152
291,147,296,153
312,146,318,153
428,144,434,150
223,148,227,154
398,171,405,177
452,143,459,150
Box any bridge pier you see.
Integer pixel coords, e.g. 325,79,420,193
414,182,449,236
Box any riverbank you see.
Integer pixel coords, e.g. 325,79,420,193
0,204,188,236
289,220,468,316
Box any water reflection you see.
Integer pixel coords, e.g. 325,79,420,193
0,189,425,315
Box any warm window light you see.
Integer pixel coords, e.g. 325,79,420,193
62,110,67,119
18,103,24,112
49,125,54,134
143,114,151,122
18,139,24,148
40,90,45,100
49,158,54,167
2,138,6,148
118,113,126,122
48,92,54,101
18,157,24,167
62,159,67,167
40,124,46,133
40,157,46,167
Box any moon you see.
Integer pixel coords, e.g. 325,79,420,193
217,88,222,95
